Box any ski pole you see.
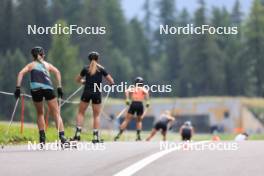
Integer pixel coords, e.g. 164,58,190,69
116,107,127,119
1,98,20,149
99,90,111,118
60,85,83,107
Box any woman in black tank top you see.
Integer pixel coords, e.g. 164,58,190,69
71,51,114,143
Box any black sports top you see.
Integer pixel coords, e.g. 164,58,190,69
80,65,108,92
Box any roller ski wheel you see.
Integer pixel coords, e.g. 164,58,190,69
39,136,46,149
70,136,81,142
92,139,104,144
136,137,142,141
59,136,73,149
114,136,119,141
39,142,45,149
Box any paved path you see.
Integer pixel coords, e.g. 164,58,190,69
0,141,264,176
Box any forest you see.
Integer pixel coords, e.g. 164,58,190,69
0,0,264,122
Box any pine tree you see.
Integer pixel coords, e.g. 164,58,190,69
16,0,51,55
104,0,128,52
0,49,27,119
244,0,264,96
126,18,150,79
143,0,152,35
77,0,109,60
181,0,225,96
155,0,181,92
0,0,15,53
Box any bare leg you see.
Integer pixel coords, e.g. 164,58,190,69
47,98,64,132
120,113,133,130
71,101,89,140
136,116,143,140
92,104,101,129
136,115,143,130
114,113,133,141
33,102,45,131
146,129,157,141
161,130,167,141
76,101,89,127
91,103,102,141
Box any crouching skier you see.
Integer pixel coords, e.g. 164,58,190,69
114,77,150,141
179,121,194,141
14,46,70,148
146,110,175,141
71,51,114,143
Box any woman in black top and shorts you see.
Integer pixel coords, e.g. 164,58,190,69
146,111,175,141
71,51,114,143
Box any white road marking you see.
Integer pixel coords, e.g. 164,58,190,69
114,141,210,176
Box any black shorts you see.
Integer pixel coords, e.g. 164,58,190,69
181,128,192,140
154,121,167,132
128,101,144,116
81,91,101,104
31,89,56,102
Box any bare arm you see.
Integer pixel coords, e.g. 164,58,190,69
191,127,194,136
179,126,183,134
125,89,130,100
144,89,150,107
16,64,31,87
167,120,175,129
168,115,175,121
145,93,150,101
75,75,85,84
105,74,114,85
48,63,62,87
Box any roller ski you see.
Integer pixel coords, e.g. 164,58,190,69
114,129,123,141
114,136,119,141
92,139,104,143
70,127,82,142
136,130,142,141
58,132,73,149
136,136,142,141
92,130,104,143
39,130,46,149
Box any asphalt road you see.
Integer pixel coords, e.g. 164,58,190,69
0,141,264,176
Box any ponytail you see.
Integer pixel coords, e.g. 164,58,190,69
89,60,98,75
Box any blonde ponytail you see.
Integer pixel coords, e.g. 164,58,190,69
89,60,98,75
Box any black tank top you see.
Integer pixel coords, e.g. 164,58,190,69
80,65,108,93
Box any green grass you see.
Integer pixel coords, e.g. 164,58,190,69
0,122,106,144
0,122,263,145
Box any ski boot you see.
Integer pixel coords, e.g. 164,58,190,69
136,136,142,141
114,136,119,141
60,136,72,149
92,138,104,144
39,135,46,149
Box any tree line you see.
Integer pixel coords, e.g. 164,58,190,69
0,0,264,122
